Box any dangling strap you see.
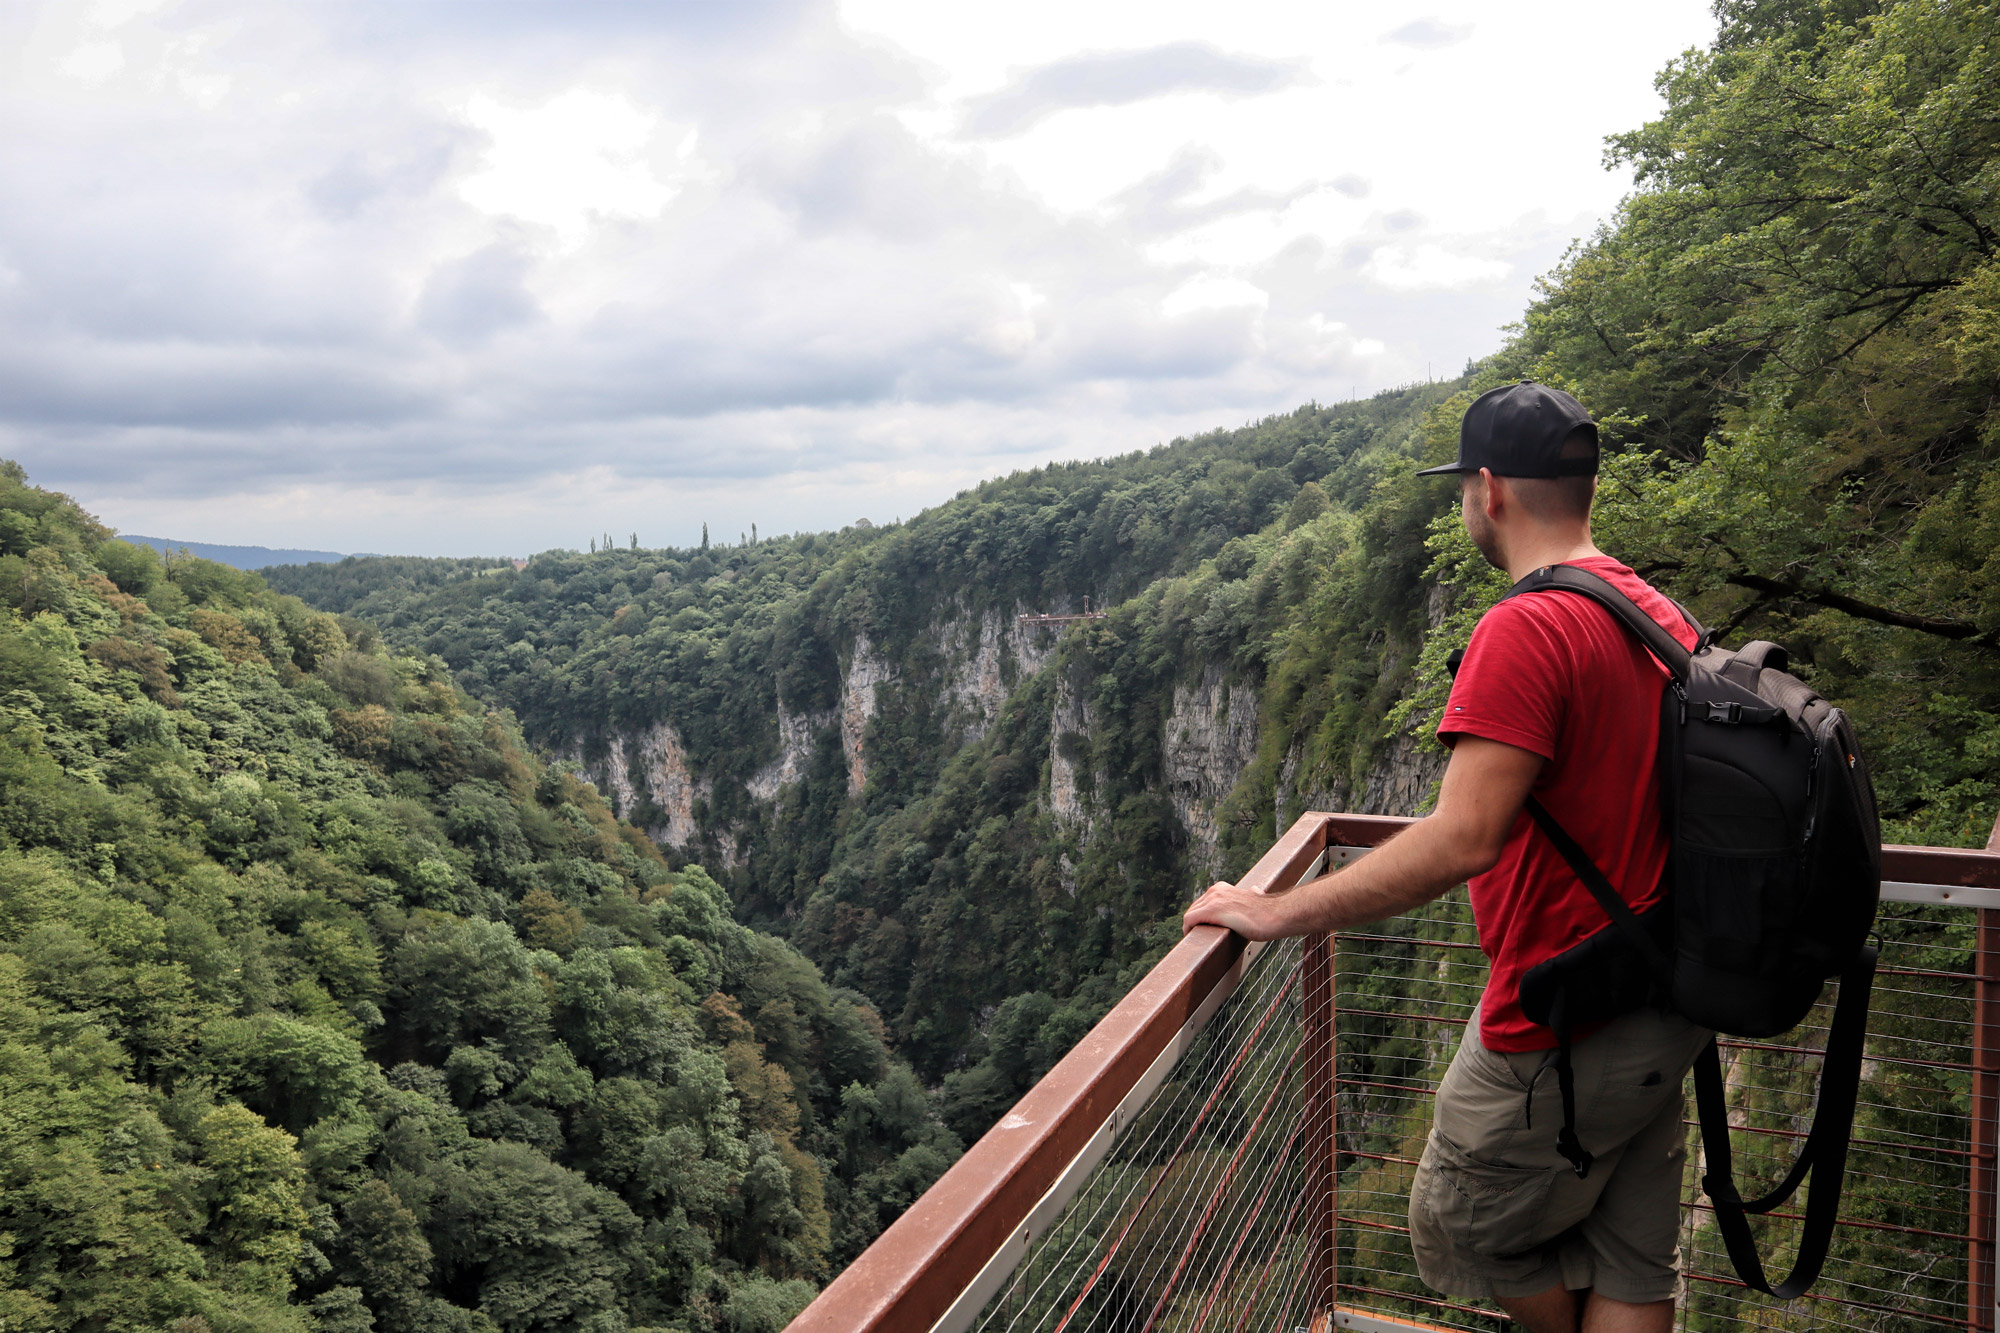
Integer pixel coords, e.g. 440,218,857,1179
1548,988,1593,1179
1695,945,1878,1298
1519,798,1660,1180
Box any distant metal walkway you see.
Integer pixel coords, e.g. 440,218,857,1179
1018,597,1108,628
790,812,2000,1333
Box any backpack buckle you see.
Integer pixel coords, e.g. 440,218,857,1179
1706,701,1743,724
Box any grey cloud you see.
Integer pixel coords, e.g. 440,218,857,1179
1111,148,1324,236
1251,210,1585,357
417,246,545,344
961,42,1310,138
750,113,1041,241
0,336,439,430
306,134,467,221
1382,18,1474,50
0,0,1571,551
306,0,825,54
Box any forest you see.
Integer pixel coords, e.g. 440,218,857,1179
0,465,960,1331
7,0,1997,1327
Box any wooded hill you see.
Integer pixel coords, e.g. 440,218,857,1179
0,465,959,1331
267,384,1461,1132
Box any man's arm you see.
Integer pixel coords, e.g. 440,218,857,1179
1181,735,1545,940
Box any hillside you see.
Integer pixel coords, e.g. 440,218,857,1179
265,386,1461,1116
0,465,959,1332
268,0,2000,1155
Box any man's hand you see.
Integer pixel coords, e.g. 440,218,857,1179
1180,735,1545,941
1183,878,1301,940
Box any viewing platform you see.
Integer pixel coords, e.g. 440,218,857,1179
1018,597,1110,628
791,811,2000,1333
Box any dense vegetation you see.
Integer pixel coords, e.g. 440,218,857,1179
266,385,1461,1115
0,464,961,1331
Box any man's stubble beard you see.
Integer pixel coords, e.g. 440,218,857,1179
1464,504,1504,571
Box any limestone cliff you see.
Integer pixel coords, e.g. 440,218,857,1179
569,595,1436,897
748,706,824,802
1276,727,1446,829
1047,666,1096,839
571,720,708,850
1161,665,1261,882
841,634,894,795
942,607,1056,742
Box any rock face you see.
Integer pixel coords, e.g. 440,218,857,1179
1271,655,1448,841
841,634,894,795
1047,667,1095,839
565,596,1440,894
941,607,1056,741
574,720,707,851
1162,665,1262,882
1278,728,1446,827
569,610,1059,865
748,706,823,802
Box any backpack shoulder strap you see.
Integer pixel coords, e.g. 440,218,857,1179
1523,797,1673,986
1503,564,1694,685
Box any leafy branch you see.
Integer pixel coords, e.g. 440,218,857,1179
1724,571,1998,648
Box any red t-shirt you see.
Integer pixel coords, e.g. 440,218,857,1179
1437,556,1698,1052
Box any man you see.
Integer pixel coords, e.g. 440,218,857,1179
1183,382,1708,1333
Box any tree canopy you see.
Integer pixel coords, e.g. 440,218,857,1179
0,462,958,1331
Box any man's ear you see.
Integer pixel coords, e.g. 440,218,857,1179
1477,467,1503,519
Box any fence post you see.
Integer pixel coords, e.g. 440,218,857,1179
1304,928,1337,1326
1974,814,2000,1333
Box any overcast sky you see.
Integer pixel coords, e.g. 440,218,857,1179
3,0,1716,556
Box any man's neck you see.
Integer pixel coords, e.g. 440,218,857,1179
1503,532,1605,583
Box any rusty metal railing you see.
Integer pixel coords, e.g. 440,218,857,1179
788,813,2000,1333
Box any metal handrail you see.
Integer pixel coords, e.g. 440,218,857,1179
788,811,1348,1332
787,812,2000,1333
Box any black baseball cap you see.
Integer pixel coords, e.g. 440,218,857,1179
1416,381,1600,478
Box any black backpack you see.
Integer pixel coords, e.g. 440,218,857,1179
1459,564,1882,1300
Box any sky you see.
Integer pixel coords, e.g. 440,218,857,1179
1,0,1717,556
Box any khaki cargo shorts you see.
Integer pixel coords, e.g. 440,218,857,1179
1407,1003,1711,1305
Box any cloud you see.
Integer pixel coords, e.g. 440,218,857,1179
1160,274,1268,318
1110,147,1324,236
0,0,1716,554
416,245,545,343
960,42,1311,138
1361,243,1509,290
456,90,686,248
1381,18,1474,50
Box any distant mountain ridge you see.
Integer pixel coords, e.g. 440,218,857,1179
122,533,361,569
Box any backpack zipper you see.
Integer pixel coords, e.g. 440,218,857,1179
1802,739,1823,846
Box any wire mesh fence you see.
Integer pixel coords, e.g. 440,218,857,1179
1332,893,1992,1333
971,933,1335,1333
963,891,1991,1333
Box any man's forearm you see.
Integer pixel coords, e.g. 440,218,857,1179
1269,816,1490,934
1184,735,1533,942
